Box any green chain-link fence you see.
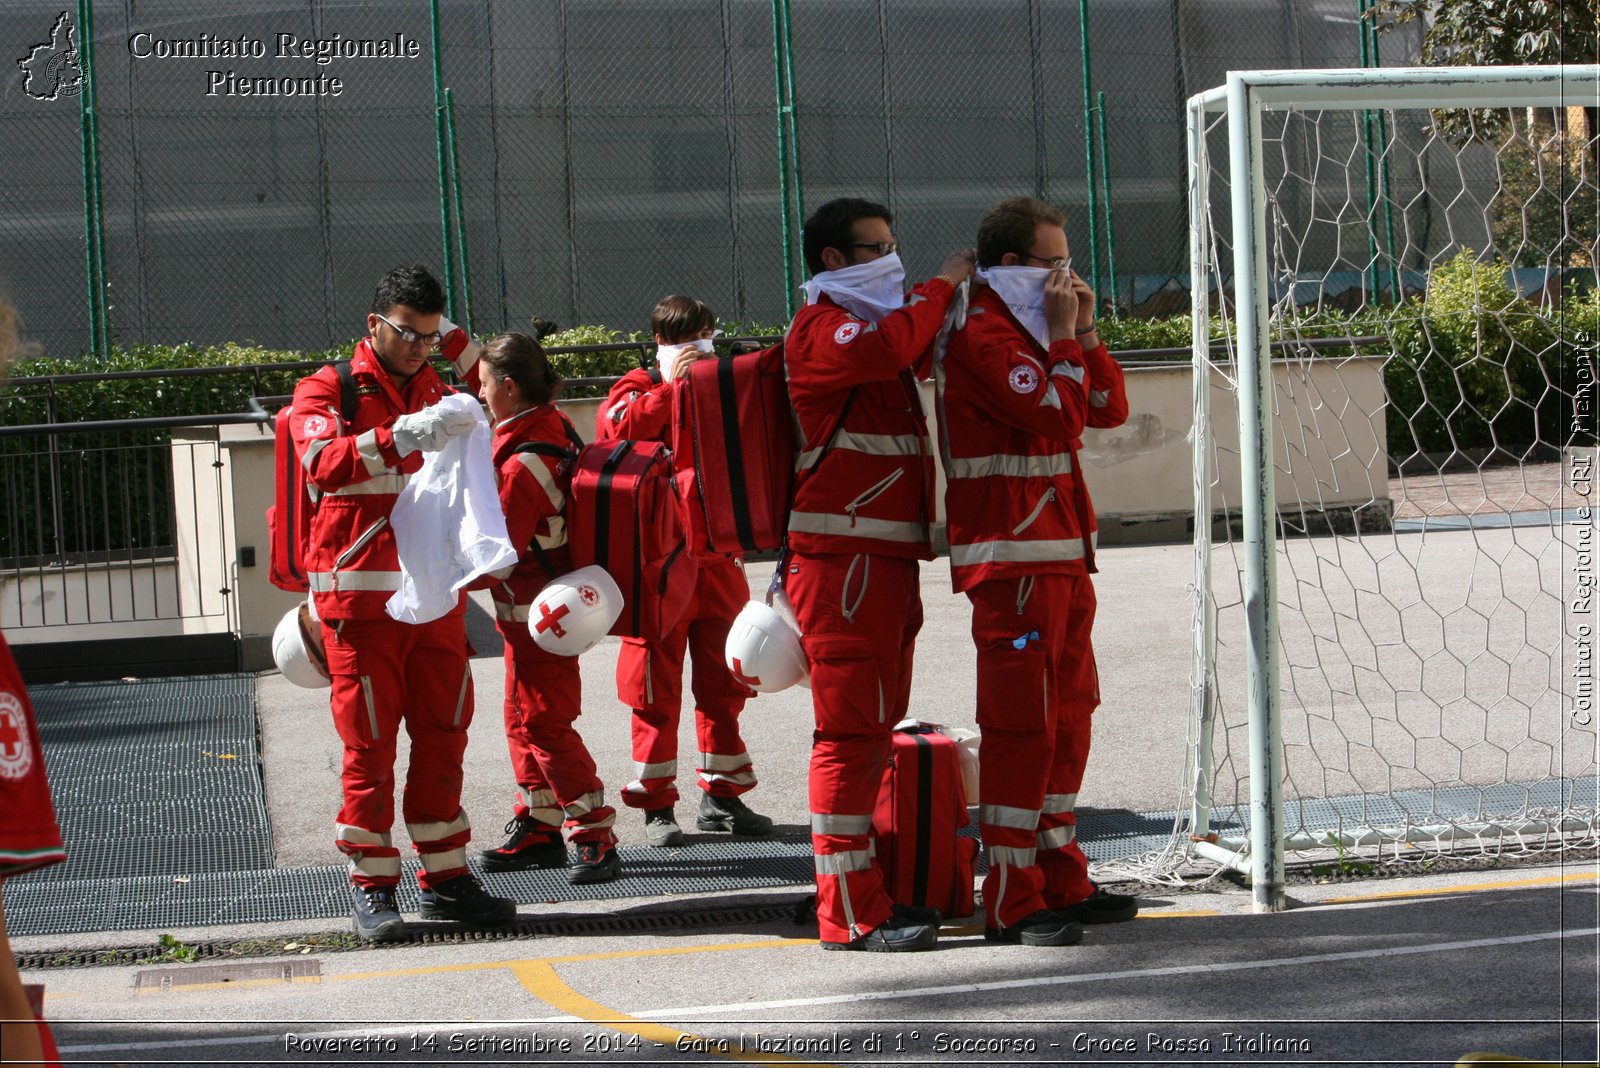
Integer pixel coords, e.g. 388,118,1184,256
3,0,1421,359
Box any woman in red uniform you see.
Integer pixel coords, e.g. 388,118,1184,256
0,297,64,1063
474,333,621,884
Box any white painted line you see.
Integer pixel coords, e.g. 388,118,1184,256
57,925,1599,1055
631,926,1600,1020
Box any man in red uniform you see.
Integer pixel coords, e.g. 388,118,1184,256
939,196,1137,946
595,295,771,846
785,198,974,951
288,265,514,941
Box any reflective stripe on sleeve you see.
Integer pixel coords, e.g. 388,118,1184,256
355,429,388,476
1090,389,1111,408
302,436,333,472
515,452,567,513
325,471,411,497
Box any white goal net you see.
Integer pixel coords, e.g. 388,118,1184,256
1147,66,1599,902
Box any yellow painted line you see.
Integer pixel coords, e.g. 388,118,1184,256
1324,870,1599,905
508,959,840,1068
329,937,813,984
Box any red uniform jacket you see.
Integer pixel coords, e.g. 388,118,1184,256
938,286,1128,591
288,339,460,620
486,404,579,620
0,632,64,877
782,282,957,560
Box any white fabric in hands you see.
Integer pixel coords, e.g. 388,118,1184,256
390,399,479,457
385,393,518,625
801,252,908,323
975,264,1054,351
655,337,715,382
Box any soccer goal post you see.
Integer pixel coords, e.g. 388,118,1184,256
1182,65,1599,911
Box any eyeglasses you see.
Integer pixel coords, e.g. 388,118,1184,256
374,312,443,348
1024,254,1071,272
846,241,898,257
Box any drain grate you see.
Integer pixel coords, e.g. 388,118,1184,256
134,958,322,991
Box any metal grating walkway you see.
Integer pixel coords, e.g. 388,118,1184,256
7,675,1594,938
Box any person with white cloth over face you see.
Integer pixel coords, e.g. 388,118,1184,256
783,197,975,952
938,196,1135,948
596,295,773,848
286,264,515,942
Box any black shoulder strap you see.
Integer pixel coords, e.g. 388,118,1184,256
510,433,585,581
647,367,663,385
334,360,357,425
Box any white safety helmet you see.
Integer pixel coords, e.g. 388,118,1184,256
273,601,330,689
528,565,623,656
724,600,808,693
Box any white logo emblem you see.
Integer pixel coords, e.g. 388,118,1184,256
834,321,862,345
0,691,35,781
1009,365,1040,394
303,414,332,438
17,13,83,102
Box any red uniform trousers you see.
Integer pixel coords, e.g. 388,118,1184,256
787,550,923,944
615,555,756,809
321,613,475,892
497,621,616,846
969,573,1099,931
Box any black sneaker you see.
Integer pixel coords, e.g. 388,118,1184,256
480,816,568,872
569,842,621,885
985,909,1084,947
1062,887,1139,924
416,874,516,925
350,883,405,943
892,903,944,927
820,913,939,953
696,793,774,836
642,807,686,848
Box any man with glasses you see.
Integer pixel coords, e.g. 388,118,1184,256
287,264,515,942
938,196,1135,948
782,197,974,952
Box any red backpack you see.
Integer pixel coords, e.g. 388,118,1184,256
565,438,698,641
873,724,978,919
267,362,355,593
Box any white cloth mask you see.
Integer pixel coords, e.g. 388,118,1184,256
802,252,907,323
975,264,1054,351
655,337,717,381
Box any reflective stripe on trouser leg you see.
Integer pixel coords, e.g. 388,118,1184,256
408,809,472,889
394,613,475,890
787,552,922,944
686,561,756,797
1037,574,1100,910
697,749,757,796
515,786,562,829
560,788,618,846
618,627,687,809
969,576,1066,929
500,625,611,840
335,823,401,886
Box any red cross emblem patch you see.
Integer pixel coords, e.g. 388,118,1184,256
0,691,34,781
729,657,761,688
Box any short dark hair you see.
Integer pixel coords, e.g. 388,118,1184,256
371,264,446,316
802,197,893,276
650,294,716,344
481,332,563,406
976,197,1066,267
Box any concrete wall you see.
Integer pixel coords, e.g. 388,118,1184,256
17,354,1386,664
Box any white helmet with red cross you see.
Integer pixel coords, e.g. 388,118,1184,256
724,599,808,693
528,565,623,656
